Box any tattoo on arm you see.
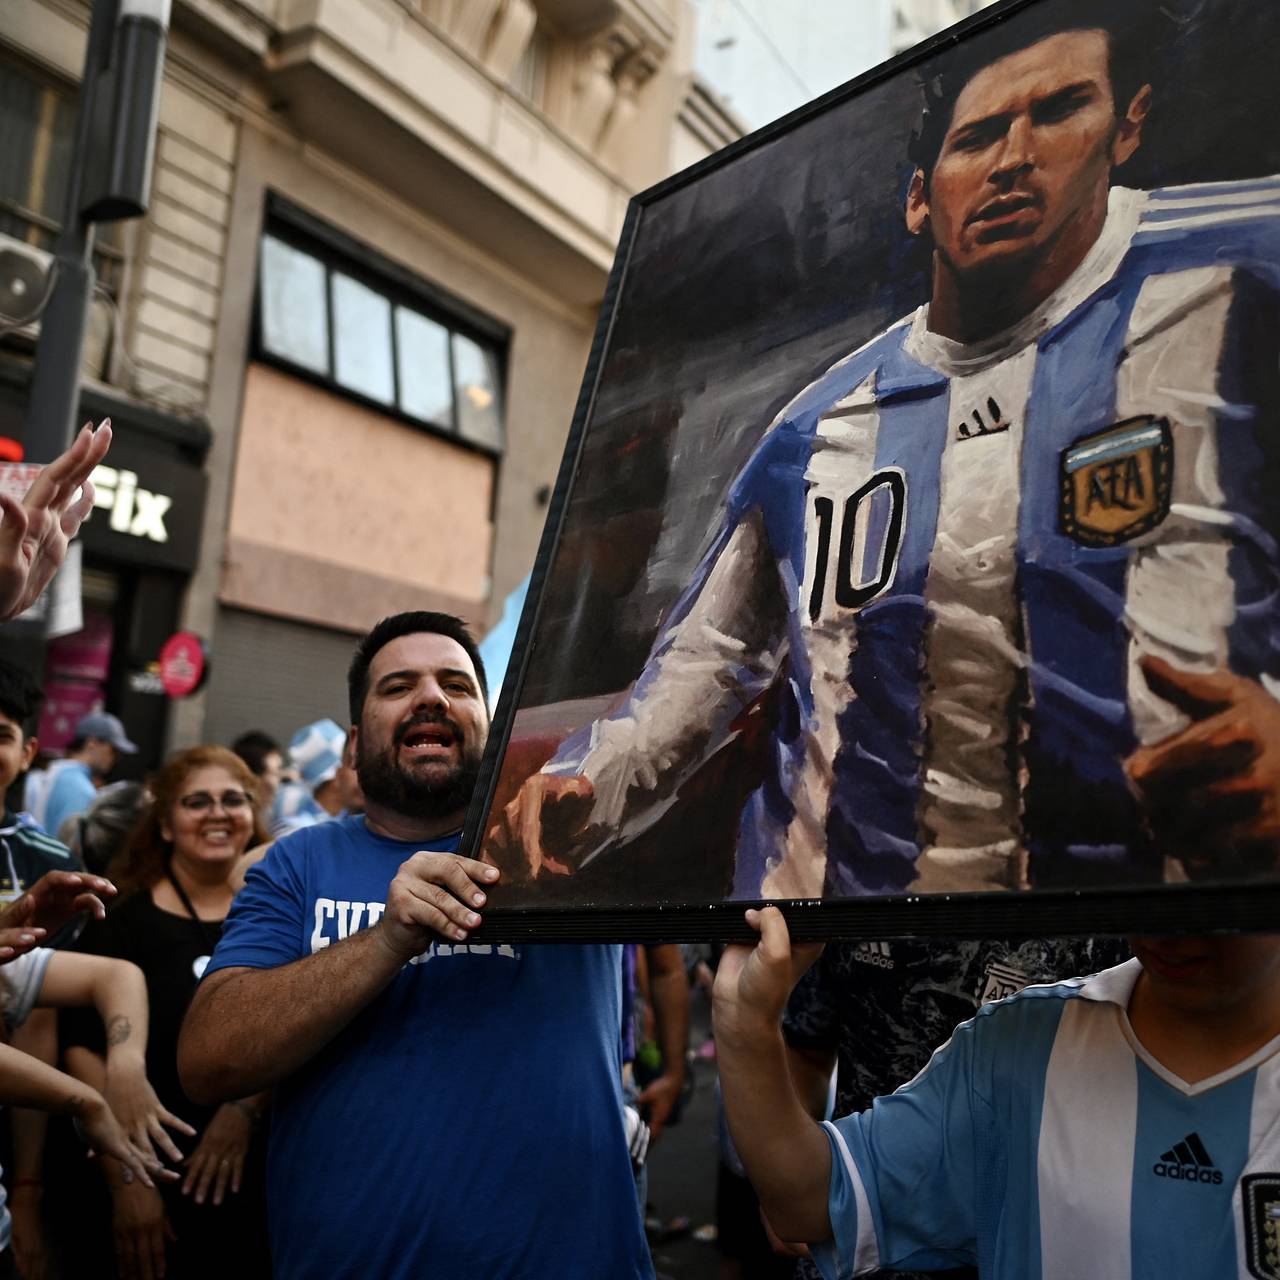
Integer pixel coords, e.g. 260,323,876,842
105,1016,132,1047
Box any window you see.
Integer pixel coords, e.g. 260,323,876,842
259,236,328,374
255,217,506,452
0,59,124,293
331,273,394,405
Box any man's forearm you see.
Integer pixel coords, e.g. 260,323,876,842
178,923,408,1104
649,948,689,1086
717,1015,833,1244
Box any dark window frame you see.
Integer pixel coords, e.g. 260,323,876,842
253,195,509,457
0,56,126,297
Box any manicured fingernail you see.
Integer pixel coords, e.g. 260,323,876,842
472,892,485,906
484,868,499,880
452,927,467,940
466,912,481,927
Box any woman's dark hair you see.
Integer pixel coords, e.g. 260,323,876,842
107,746,266,898
347,611,489,724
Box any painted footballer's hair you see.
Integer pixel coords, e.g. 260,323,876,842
347,611,490,724
908,0,1167,181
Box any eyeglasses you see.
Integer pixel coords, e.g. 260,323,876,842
177,790,252,812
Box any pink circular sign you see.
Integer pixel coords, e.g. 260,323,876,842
158,631,207,698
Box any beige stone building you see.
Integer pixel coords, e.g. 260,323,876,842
0,0,743,762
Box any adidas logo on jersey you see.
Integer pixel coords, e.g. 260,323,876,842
955,395,1011,442
853,941,894,970
1153,1132,1223,1185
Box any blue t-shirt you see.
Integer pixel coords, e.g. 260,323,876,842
205,815,653,1280
33,760,96,841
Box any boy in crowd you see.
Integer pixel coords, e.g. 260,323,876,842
714,908,1280,1279
0,661,85,900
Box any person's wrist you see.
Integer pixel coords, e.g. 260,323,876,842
370,918,420,967
232,1098,262,1126
69,1088,106,1123
714,1003,783,1051
105,1044,146,1070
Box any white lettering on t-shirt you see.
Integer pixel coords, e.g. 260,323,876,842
306,898,519,962
311,898,336,951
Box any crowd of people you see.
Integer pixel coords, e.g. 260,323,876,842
0,5,1276,1278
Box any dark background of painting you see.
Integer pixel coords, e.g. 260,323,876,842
516,0,1280,710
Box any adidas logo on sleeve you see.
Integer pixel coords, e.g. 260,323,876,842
1153,1132,1223,1185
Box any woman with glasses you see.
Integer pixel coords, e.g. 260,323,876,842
58,746,272,1280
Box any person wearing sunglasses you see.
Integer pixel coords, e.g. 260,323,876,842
56,746,273,1280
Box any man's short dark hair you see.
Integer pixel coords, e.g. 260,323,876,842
347,611,489,724
231,730,282,776
0,659,43,738
908,0,1162,180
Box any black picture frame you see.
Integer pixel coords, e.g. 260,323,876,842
461,0,1280,942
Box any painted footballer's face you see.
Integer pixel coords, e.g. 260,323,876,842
908,30,1149,288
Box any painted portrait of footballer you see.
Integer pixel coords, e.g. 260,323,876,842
467,0,1280,932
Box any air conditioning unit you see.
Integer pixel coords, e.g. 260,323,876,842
0,231,111,380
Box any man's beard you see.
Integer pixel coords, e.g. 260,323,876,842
355,715,483,821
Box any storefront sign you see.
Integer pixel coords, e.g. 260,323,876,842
158,631,207,698
91,466,172,543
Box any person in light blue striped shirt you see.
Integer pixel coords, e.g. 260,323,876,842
714,907,1280,1280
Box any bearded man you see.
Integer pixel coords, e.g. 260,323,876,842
177,612,652,1280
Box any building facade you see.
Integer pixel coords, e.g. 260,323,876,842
2,0,746,762
2,0,993,768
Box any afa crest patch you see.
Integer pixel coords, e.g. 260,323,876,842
1243,1173,1280,1280
1059,415,1173,547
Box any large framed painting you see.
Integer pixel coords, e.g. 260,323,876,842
462,0,1280,940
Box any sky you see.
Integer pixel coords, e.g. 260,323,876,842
691,0,892,130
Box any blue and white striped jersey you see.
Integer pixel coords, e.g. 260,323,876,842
814,959,1280,1280
549,176,1280,899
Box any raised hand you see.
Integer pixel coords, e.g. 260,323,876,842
104,1059,196,1169
713,907,824,1039
0,420,112,621
0,871,116,936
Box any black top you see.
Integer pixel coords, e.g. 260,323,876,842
62,890,223,1130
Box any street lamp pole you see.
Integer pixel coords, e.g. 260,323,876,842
24,0,172,463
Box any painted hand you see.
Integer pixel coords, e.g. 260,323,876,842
486,773,596,882
1127,656,1280,877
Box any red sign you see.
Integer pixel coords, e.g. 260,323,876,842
158,631,207,698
